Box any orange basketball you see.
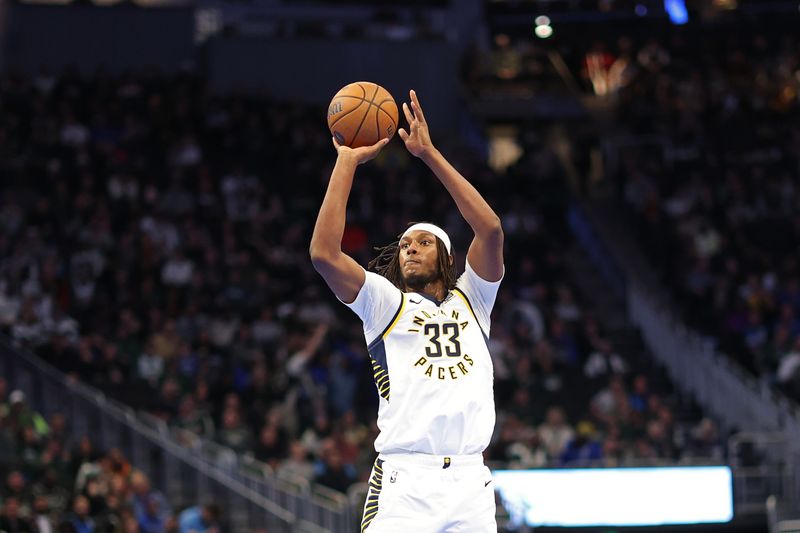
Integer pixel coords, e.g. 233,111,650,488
327,81,399,148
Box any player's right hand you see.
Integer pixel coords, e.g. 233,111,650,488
333,136,389,165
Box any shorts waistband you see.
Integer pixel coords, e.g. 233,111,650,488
378,452,484,469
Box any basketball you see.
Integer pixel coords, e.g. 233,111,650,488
327,81,399,148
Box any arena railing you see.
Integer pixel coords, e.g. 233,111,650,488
728,433,799,516
767,495,800,533
5,331,798,525
168,426,353,532
0,336,355,533
568,201,800,440
567,201,800,519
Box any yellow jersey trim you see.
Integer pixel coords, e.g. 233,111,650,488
452,287,489,341
382,293,405,339
452,288,477,322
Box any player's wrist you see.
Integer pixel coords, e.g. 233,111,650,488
419,146,440,165
336,151,360,167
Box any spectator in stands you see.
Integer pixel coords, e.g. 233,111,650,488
492,416,547,469
300,414,332,459
628,374,651,414
65,495,95,533
327,346,360,418
215,407,253,455
0,497,35,533
253,423,287,469
590,375,631,425
174,396,214,439
507,388,537,428
538,406,575,460
24,435,49,480
506,430,548,469
600,422,626,466
128,472,170,527
533,340,567,405
31,495,55,533
277,441,315,481
584,340,628,380
645,419,675,460
137,340,164,389
313,439,357,493
136,495,166,533
6,390,49,437
3,471,32,513
560,421,603,466
31,468,70,518
81,476,108,519
549,318,580,367
337,410,368,466
178,503,220,533
155,378,182,420
553,286,582,324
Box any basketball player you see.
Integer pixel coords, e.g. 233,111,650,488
310,89,503,532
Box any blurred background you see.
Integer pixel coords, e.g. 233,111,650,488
0,0,799,531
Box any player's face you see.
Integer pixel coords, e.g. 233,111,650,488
399,230,440,287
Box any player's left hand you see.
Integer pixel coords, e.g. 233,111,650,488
398,89,435,159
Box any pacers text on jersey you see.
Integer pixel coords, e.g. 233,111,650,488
408,308,475,380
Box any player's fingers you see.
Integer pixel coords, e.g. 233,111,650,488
362,138,388,158
402,102,415,125
410,101,425,126
332,136,342,149
398,128,409,141
410,90,426,123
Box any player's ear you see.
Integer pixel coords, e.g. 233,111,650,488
448,255,454,266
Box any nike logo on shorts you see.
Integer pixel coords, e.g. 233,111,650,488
484,480,492,487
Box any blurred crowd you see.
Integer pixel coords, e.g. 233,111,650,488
467,13,800,403
0,67,723,502
584,28,800,402
0,378,223,533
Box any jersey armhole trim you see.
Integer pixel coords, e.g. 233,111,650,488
367,293,405,350
452,287,488,339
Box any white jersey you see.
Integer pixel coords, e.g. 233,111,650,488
344,261,502,455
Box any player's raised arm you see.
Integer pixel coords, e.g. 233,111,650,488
398,89,504,282
309,136,389,303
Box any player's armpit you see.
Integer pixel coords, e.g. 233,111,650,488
310,251,366,303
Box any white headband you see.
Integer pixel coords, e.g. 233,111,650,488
400,223,451,254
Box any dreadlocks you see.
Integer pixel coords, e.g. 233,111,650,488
367,223,457,293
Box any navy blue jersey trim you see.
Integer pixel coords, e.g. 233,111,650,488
368,340,390,401
361,458,384,531
414,291,445,306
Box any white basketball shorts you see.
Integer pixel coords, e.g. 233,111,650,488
361,452,496,532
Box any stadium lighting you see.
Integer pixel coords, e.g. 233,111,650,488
635,4,648,16
534,24,553,38
534,14,553,40
664,0,689,24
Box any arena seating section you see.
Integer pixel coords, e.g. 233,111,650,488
585,29,800,402
0,64,726,529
